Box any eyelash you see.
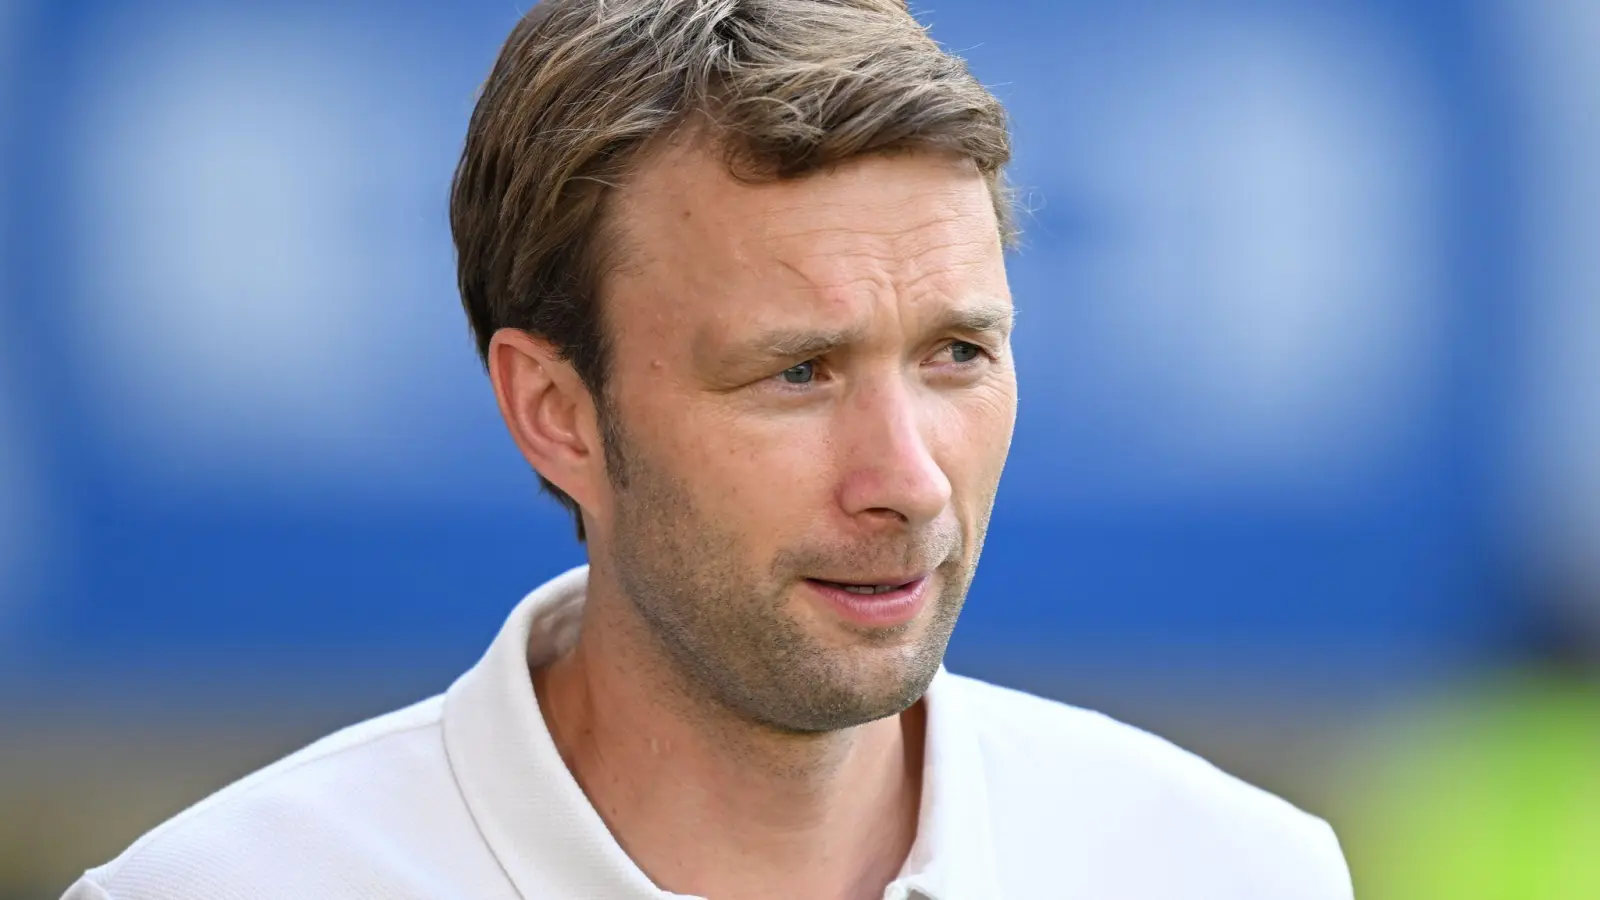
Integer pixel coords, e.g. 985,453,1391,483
770,341,992,390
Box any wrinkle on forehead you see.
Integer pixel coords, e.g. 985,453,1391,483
615,139,994,265
603,141,1007,367
764,230,1001,306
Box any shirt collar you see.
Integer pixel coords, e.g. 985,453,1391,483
442,564,999,900
894,668,1003,900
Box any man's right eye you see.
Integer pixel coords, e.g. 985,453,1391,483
780,361,816,385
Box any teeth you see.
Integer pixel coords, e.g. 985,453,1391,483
840,583,896,595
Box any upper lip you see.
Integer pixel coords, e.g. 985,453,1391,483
807,573,930,587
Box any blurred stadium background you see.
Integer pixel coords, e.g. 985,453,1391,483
2,0,1597,896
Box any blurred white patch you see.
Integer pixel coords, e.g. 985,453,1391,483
69,13,478,499
1496,0,1600,615
1015,13,1445,503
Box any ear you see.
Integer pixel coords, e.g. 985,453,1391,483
487,328,604,513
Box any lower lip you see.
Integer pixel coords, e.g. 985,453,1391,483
804,577,930,628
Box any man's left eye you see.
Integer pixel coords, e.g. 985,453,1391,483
948,341,983,363
780,360,817,384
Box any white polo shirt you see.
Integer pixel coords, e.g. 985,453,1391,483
65,566,1353,900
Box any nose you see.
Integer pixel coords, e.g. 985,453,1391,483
836,381,953,530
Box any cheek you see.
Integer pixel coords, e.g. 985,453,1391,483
940,382,1017,486
667,404,836,526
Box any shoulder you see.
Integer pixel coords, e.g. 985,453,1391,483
65,696,504,900
944,673,1353,900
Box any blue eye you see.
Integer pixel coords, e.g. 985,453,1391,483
949,342,981,363
781,361,816,384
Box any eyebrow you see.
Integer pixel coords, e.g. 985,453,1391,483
717,302,1015,368
936,303,1015,339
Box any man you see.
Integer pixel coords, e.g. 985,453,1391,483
66,1,1353,898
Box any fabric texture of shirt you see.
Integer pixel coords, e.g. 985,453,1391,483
64,565,1354,900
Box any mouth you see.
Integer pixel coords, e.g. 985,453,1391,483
802,575,931,627
807,578,916,595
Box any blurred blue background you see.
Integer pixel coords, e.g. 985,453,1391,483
2,0,1598,896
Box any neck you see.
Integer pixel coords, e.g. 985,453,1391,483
532,569,926,900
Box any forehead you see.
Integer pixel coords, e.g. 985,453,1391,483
604,142,1006,337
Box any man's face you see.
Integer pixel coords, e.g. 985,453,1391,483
590,142,1016,733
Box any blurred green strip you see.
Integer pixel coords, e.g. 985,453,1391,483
1342,676,1600,900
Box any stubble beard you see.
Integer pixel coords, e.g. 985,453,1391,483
604,426,984,735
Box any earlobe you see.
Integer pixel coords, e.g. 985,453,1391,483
487,328,600,509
